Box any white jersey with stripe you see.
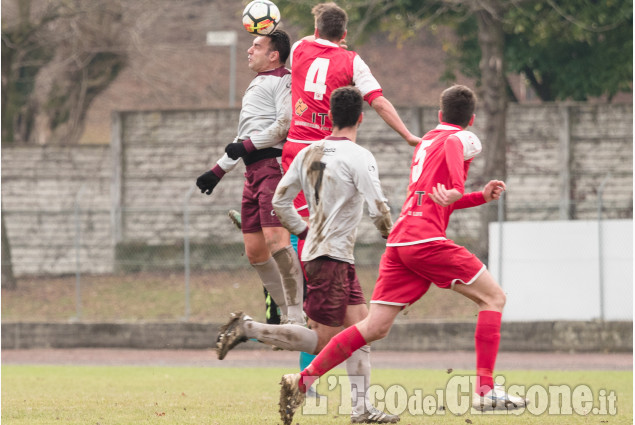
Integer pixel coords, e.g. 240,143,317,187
273,136,392,263
217,67,292,172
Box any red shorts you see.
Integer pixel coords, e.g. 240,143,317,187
303,257,366,327
371,240,486,307
241,158,284,233
282,141,310,218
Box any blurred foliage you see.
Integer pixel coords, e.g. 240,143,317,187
503,0,633,101
1,0,128,145
275,0,632,101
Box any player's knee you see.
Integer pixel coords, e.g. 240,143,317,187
491,288,506,311
364,321,392,342
246,251,269,264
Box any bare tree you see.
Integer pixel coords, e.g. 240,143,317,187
473,0,508,260
1,0,152,145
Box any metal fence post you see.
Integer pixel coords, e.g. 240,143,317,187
183,186,196,321
74,184,87,321
597,173,611,321
497,191,505,287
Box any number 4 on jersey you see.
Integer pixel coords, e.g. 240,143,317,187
304,58,330,100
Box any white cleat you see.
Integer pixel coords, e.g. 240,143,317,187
472,385,529,411
351,405,400,423
227,209,241,230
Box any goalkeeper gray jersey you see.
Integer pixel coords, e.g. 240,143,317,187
217,67,292,172
273,136,392,264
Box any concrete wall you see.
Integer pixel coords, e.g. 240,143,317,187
1,103,632,276
1,146,114,275
2,320,631,352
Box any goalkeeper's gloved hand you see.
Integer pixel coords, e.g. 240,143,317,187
225,142,248,160
225,139,256,160
196,170,221,195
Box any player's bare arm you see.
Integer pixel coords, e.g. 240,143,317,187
482,180,506,202
370,96,420,146
428,183,463,207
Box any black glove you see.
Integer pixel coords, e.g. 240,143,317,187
196,170,221,195
225,142,248,160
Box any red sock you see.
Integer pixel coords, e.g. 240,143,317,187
298,325,367,392
475,310,502,396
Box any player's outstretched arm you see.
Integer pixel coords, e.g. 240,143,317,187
370,96,420,146
452,180,506,209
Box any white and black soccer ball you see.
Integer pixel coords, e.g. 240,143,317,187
242,0,281,35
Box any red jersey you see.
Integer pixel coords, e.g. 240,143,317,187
287,38,383,143
387,124,485,246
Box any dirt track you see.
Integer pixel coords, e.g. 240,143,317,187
2,348,631,371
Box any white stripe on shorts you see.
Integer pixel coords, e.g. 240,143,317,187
369,300,409,306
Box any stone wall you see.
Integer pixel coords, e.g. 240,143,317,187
2,320,631,352
2,103,632,276
2,146,113,275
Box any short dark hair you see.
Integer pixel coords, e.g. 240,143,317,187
266,30,291,64
330,86,362,129
440,85,476,127
312,2,347,41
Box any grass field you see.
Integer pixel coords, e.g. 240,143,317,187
2,365,632,425
2,268,477,323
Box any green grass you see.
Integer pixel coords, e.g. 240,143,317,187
2,366,632,424
2,268,477,323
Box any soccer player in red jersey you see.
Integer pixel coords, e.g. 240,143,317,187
278,85,529,421
283,2,420,256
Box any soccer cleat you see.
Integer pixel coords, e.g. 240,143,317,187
351,406,400,423
472,385,529,411
228,209,242,230
215,311,250,360
279,373,306,425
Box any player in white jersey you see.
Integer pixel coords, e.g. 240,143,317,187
216,87,399,424
195,30,304,326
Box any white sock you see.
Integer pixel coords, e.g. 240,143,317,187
272,245,304,322
244,320,317,353
252,257,287,316
346,344,371,415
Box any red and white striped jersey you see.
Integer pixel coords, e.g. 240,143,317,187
387,124,485,246
287,38,383,144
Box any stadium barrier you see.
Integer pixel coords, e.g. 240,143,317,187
2,320,632,352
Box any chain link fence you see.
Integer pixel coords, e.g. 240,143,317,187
2,183,632,322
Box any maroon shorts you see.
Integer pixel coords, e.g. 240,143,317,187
371,240,486,307
241,158,284,233
303,256,366,327
281,141,310,218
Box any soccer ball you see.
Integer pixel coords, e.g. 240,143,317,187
242,0,280,35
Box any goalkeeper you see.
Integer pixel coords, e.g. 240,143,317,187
195,30,304,326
